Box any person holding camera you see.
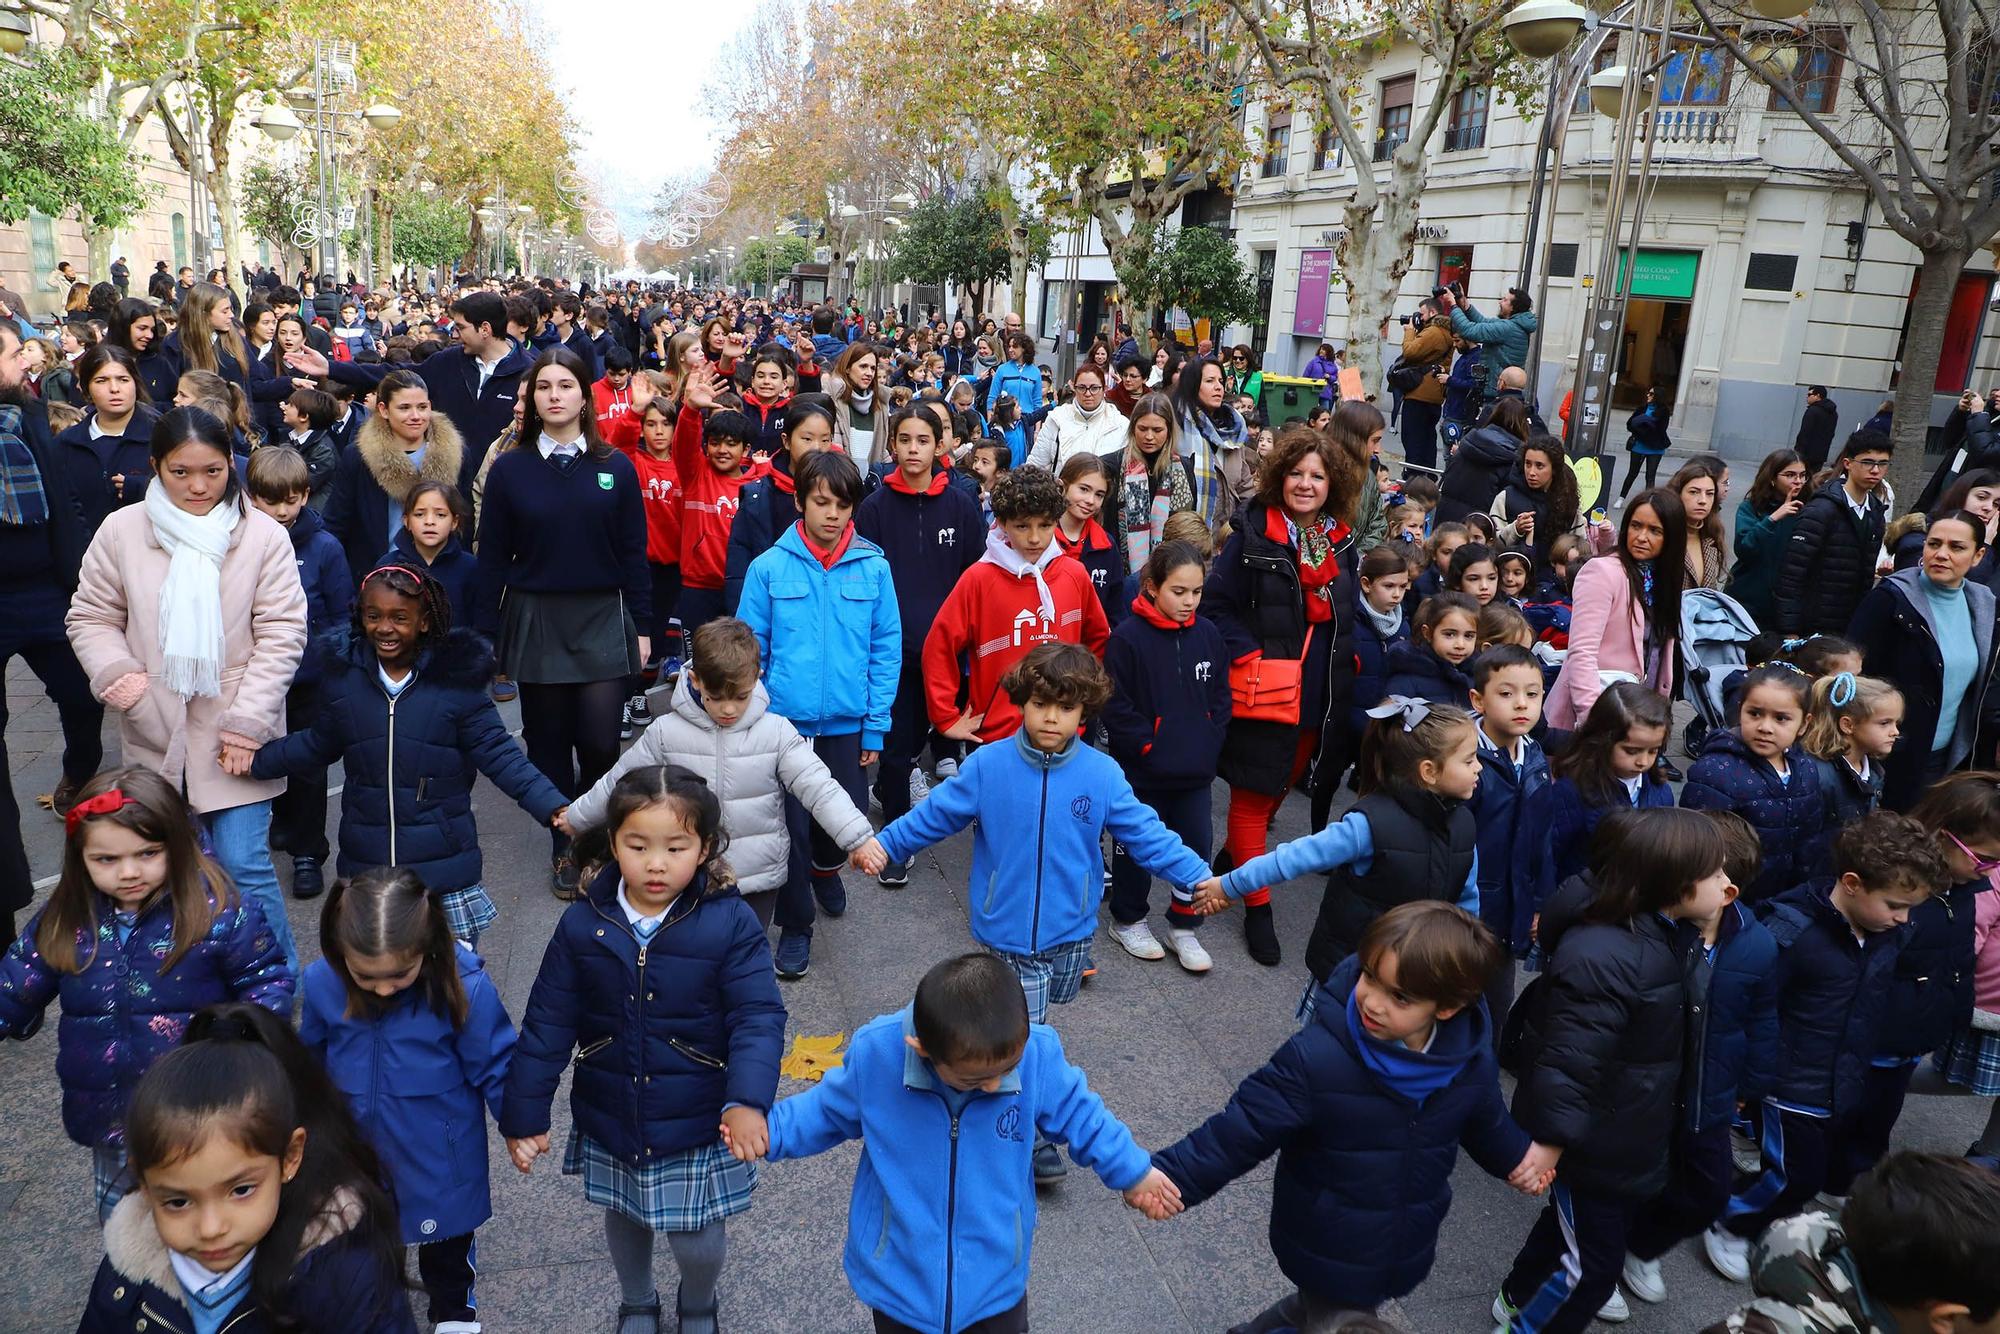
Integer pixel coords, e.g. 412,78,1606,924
1441,285,1537,378
1390,300,1454,470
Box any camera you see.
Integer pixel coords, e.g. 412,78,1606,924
1398,314,1414,325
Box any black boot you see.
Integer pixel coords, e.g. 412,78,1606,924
1243,902,1281,966
291,857,324,900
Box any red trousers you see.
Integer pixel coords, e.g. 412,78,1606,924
1222,731,1317,907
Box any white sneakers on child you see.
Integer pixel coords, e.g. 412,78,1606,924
1704,1224,1752,1282
1108,921,1215,973
1597,1286,1630,1322
933,756,959,779
908,768,931,805
1621,1252,1666,1304
1110,920,1166,960
1166,928,1212,973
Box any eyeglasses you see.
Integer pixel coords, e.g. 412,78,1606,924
1076,383,1102,393
1947,830,2000,875
1851,457,1891,472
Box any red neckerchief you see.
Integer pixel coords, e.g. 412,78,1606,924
1055,517,1110,557
885,467,949,496
768,456,797,495
795,519,853,569
744,390,792,419
1265,506,1346,623
1130,595,1192,631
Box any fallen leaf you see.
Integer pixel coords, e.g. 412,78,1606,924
779,1032,847,1083
35,793,53,811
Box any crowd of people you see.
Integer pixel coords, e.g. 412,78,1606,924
1,260,1999,1334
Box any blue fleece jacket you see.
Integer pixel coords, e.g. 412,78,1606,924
984,359,1044,417
766,1007,1152,1334
1218,808,1480,915
876,731,1211,955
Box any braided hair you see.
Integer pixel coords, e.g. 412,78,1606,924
356,560,452,642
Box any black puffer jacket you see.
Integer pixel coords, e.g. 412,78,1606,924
1437,424,1521,524
1504,871,1686,1199
1772,479,1887,637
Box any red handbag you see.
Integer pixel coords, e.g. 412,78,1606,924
1229,647,1306,724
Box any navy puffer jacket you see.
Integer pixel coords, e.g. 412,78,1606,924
1380,637,1473,708
500,864,787,1163
1152,954,1528,1308
1679,902,1779,1133
249,626,565,892
1804,753,1882,876
1348,589,1410,725
1679,730,1824,905
1875,878,1977,1060
1761,880,1906,1115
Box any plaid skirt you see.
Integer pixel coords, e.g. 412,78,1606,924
1939,1023,2000,1096
441,884,498,943
562,1128,756,1232
992,938,1093,1025
92,1143,131,1224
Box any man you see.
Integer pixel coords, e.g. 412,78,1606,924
173,266,195,305
1796,384,1840,472
1772,429,1893,637
537,291,599,380
147,260,175,302
1484,365,1549,435
0,323,99,950
45,260,76,293
1444,285,1539,377
110,256,130,294
1396,299,1454,469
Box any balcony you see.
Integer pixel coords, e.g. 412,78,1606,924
1650,106,1739,146
1372,136,1405,162
1442,122,1487,152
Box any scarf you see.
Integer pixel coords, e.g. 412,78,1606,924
795,519,853,570
1119,453,1189,571
848,388,876,419
1345,990,1469,1106
1129,593,1191,630
981,526,1061,624
1184,405,1247,529
145,482,240,699
0,404,48,526
1054,517,1108,560
975,353,999,374
1361,597,1404,641
767,454,797,495
885,467,948,496
1266,506,1344,623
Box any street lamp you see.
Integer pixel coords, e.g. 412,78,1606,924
1587,65,1654,117
255,39,397,285
362,103,401,131
253,101,304,141
0,8,33,54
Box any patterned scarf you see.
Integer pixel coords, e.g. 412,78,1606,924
1183,405,1247,530
1266,506,1345,623
0,405,48,526
1120,452,1193,571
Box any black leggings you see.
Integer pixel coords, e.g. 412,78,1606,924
519,679,624,856
1621,453,1663,497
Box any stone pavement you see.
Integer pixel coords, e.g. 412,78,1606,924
0,658,1988,1333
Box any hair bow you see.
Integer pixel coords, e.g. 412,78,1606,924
1365,696,1433,732
1780,637,1811,652
1828,671,1857,708
64,789,131,837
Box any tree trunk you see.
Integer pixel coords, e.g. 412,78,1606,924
377,194,396,284
87,225,114,284
1336,151,1423,402
1888,245,1967,504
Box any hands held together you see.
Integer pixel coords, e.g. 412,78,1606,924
1122,1167,1185,1221
849,836,888,876
1508,1142,1561,1196
1189,878,1231,916
719,1106,770,1163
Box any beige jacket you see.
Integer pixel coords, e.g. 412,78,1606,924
67,502,308,813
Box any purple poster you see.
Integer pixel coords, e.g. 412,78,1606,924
1292,248,1334,336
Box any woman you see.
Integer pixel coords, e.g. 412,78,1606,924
827,341,885,465
65,406,308,970
1028,362,1129,471
1303,342,1341,407
1227,345,1264,408
1894,469,2000,571
1849,510,2000,811
160,282,250,394
1201,427,1360,966
1620,387,1672,498
476,347,649,896
1438,396,1530,524
1547,488,1685,729
1726,449,1808,626
322,368,465,582
1110,392,1197,572
1172,354,1257,535
1670,456,1728,590
1327,400,1388,553
940,318,976,378
1149,342,1174,389
53,344,160,534
241,302,299,443
1491,435,1585,569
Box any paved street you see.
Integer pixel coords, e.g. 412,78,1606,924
0,658,1988,1333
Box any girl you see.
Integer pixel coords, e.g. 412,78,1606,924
1478,602,1535,653
1103,540,1231,973
609,373,685,686
53,343,160,534
162,281,251,393
1313,545,1416,831
1620,386,1672,498
1054,451,1123,628
1726,448,1809,625
251,563,569,942
301,868,516,1331
501,766,787,1334
323,367,466,588
722,393,838,609
1523,682,1675,915
990,393,1027,458
1192,698,1482,997
1799,672,1901,840
1445,541,1500,606
1670,456,1728,590
0,768,293,1221
1918,775,2000,1156
1381,592,1478,706
1496,549,1533,605
81,1002,414,1332
1464,511,1500,547
176,368,259,453
379,478,477,627
1680,663,1825,903
67,406,308,970
1407,522,1469,611
1546,488,1684,730
1109,392,1196,574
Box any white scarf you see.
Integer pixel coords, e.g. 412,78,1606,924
981,527,1060,625
144,483,240,698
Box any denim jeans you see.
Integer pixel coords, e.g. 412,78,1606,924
204,799,297,973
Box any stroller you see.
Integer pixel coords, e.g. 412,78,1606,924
1678,587,1761,755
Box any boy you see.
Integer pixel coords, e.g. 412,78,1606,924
672,363,763,635
1705,811,1950,1282
602,371,682,721
591,343,634,437
279,386,341,509
1617,810,1778,1307
246,446,352,900
858,644,1209,1179
854,404,983,883
969,439,1011,528
1154,903,1557,1332
738,450,900,980
1466,643,1550,1033
746,953,1182,1334
922,466,1110,747
736,345,795,460
325,378,367,456
560,616,884,934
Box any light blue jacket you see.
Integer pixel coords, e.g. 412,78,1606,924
737,522,902,751
985,359,1044,417
877,731,1211,955
1219,808,1481,914
767,1008,1152,1334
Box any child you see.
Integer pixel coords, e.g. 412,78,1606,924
991,393,1027,457
278,386,341,508
861,645,1211,1179
1721,632,1862,726
1466,644,1550,1030
301,867,515,1332
248,446,354,901
1380,591,1478,706
81,1003,413,1332
1620,810,1778,1307
603,374,685,717
1103,541,1231,973
723,394,838,613
1311,545,1416,831
1154,904,1557,1330
1407,522,1469,611
1799,671,1900,851
1445,541,1500,606
1496,548,1533,605
379,478,477,629
970,438,1012,528
1706,811,1949,1281
502,766,786,1334
1053,452,1123,627
746,952,1180,1333
0,768,294,1221
1390,494,1431,548
1465,511,1500,547
1521,537,1584,684
854,407,984,865
1681,663,1825,904
736,345,795,459
1477,602,1534,652
1191,699,1481,994
1495,808,1729,1333
671,364,762,635
250,564,570,945
1521,682,1674,916
921,465,1111,746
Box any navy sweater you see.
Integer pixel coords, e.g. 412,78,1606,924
330,342,533,490
381,527,479,631
288,506,355,686
853,475,984,654
1102,602,1232,790
1679,730,1825,905
474,445,650,634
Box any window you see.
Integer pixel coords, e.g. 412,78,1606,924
28,211,57,278
1744,253,1798,291
1659,45,1732,105
1767,28,1845,114
1312,123,1342,172
1549,243,1580,278
1376,75,1415,160
1444,85,1489,151
171,213,188,272
1438,247,1474,292
1261,110,1292,178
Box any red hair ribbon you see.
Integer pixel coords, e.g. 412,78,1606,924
64,789,131,837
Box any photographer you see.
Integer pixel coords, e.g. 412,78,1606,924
1390,298,1454,469
1441,284,1537,377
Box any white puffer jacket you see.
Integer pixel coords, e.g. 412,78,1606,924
1027,399,1130,472
565,676,874,893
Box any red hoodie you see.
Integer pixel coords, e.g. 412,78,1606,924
592,377,633,437
671,404,766,590
921,553,1110,742
603,412,680,566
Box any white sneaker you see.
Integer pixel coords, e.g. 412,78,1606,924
908,768,931,804
1491,1292,1517,1334
1621,1253,1666,1304
1109,919,1166,960
1597,1286,1630,1323
1731,1128,1762,1175
1704,1224,1751,1283
1165,928,1213,973
932,755,959,779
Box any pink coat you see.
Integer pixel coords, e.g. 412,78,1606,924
1972,887,2000,1013
66,502,307,814
1545,555,1678,730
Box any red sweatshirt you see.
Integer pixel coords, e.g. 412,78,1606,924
592,378,633,437
604,413,681,566
670,404,765,590
922,555,1110,742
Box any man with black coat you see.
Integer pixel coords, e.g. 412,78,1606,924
1772,429,1893,637
1794,384,1839,472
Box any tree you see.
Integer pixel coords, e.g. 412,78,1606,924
734,235,809,291
1130,224,1262,330
0,49,148,230
890,185,1049,317
239,154,318,278
389,191,471,279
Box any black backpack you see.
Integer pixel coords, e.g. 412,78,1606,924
1385,355,1427,396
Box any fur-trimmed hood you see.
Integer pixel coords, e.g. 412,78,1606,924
319,623,495,689
354,411,465,504
100,1185,367,1305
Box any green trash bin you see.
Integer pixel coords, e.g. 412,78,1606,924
1261,374,1327,427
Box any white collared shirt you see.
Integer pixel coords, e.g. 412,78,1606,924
474,350,505,394
1620,772,1644,804
537,431,584,461
615,879,666,936
168,1247,254,1300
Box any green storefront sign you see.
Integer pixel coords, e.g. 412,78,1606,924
1614,249,1700,300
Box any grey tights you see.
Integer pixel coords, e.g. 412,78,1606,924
603,1211,727,1333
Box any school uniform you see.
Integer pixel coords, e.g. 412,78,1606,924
604,412,683,661
53,405,159,535
329,342,533,489
1520,775,1677,922
279,425,340,510
1380,638,1473,708
1052,516,1125,629
666,404,759,636
1804,752,1883,876
268,505,354,870
1679,731,1825,905
1471,727,1551,1036
379,527,479,631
